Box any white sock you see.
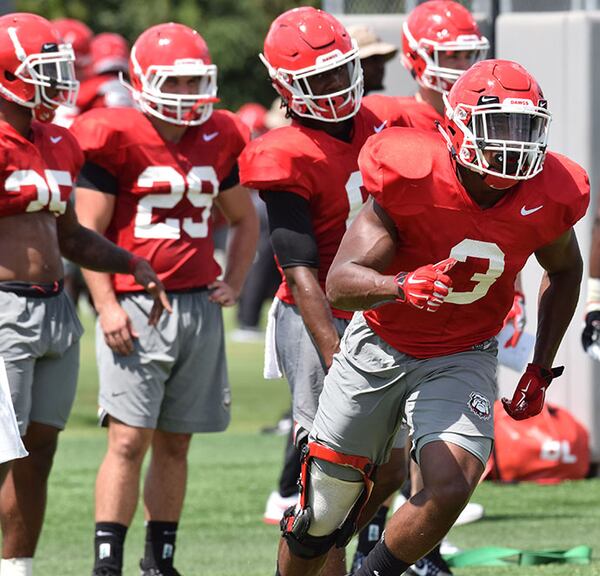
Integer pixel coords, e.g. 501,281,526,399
1,558,33,576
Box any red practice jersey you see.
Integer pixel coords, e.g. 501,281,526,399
71,107,248,292
239,101,399,319
363,94,442,132
0,121,83,218
360,128,589,357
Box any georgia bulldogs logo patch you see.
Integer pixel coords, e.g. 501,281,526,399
468,392,491,420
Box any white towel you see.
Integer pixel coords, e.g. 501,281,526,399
0,357,28,464
264,298,283,379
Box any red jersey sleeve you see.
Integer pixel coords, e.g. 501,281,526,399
70,109,124,175
239,127,313,200
359,127,435,210
543,152,590,235
362,94,412,128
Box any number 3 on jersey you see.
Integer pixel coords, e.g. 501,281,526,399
345,170,365,229
134,166,219,239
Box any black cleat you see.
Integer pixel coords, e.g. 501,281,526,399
91,568,122,576
139,559,182,576
405,546,453,576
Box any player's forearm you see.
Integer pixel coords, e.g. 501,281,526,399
533,265,582,368
289,269,340,368
60,224,135,275
222,213,259,295
81,268,120,313
326,263,398,310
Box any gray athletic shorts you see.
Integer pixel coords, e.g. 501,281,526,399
97,290,230,434
312,313,497,467
0,290,83,435
274,300,350,434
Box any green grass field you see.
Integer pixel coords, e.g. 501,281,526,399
27,309,600,575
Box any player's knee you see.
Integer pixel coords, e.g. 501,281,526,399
109,430,150,464
153,431,192,461
307,459,365,536
281,443,374,559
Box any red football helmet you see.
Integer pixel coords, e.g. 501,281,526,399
90,33,129,76
125,22,218,126
441,59,552,189
0,13,79,122
402,0,489,93
260,7,362,122
237,102,267,137
52,17,93,74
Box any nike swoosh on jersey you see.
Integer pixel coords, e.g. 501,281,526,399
520,205,543,216
203,131,219,142
373,120,387,133
50,136,63,144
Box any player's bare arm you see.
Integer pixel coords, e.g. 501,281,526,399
502,228,582,420
74,186,134,355
212,183,259,306
264,189,341,368
327,198,401,310
532,227,583,368
286,265,341,369
71,188,171,355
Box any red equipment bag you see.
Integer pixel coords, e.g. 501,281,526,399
487,401,590,483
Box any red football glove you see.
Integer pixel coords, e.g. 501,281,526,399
502,363,564,420
502,291,526,348
395,258,456,312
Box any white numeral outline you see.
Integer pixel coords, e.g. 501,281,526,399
446,239,505,304
134,166,219,239
345,170,365,229
5,169,71,214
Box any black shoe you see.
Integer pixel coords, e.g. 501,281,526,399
405,546,453,576
139,560,182,576
92,568,121,576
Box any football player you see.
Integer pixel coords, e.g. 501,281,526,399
277,59,588,576
71,22,258,576
76,32,134,114
239,7,410,576
395,1,526,349
0,13,168,576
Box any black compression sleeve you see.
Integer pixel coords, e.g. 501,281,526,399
77,161,118,195
220,163,240,192
263,190,319,269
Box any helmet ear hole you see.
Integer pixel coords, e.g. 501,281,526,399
4,70,16,82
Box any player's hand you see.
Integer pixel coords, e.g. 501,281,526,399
98,302,138,356
502,363,564,420
395,257,456,312
582,310,600,361
131,257,172,325
208,280,239,307
502,291,526,348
